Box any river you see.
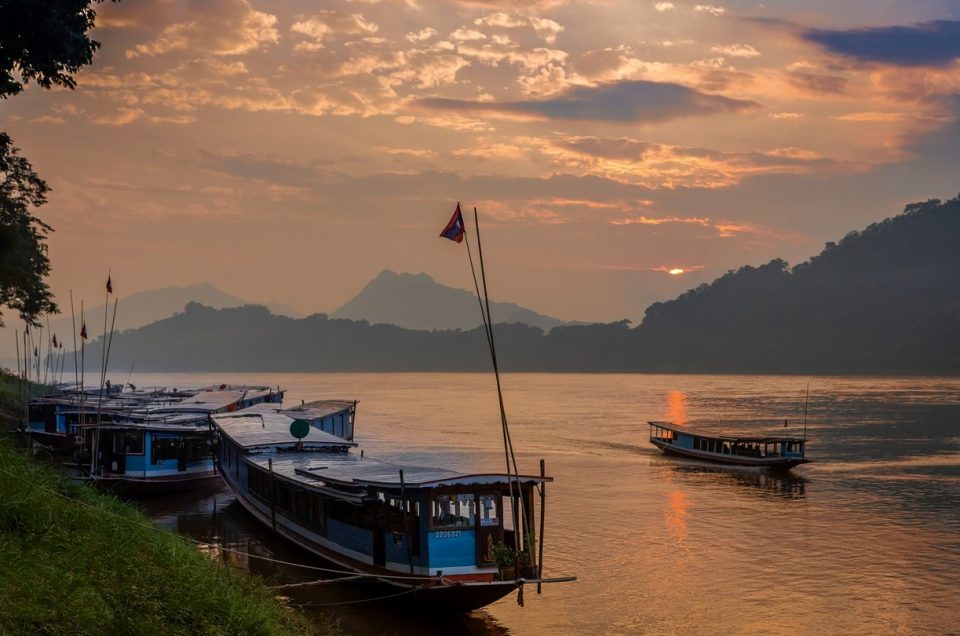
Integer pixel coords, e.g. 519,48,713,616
130,372,960,634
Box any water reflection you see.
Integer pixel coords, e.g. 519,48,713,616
665,462,808,499
667,390,688,425
664,491,689,544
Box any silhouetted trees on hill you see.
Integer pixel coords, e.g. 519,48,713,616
84,195,960,375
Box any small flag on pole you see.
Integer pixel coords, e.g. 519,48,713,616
107,275,113,294
80,323,88,340
439,203,466,243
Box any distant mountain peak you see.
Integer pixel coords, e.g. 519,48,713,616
333,270,570,332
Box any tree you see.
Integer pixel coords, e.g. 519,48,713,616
0,133,54,326
0,0,104,99
0,0,113,324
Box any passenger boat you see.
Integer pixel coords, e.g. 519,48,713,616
212,402,562,611
68,385,284,494
648,421,810,469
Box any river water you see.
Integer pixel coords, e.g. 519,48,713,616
131,373,960,634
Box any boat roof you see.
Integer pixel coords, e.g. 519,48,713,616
214,406,357,451
247,451,551,503
238,400,356,420
648,421,807,443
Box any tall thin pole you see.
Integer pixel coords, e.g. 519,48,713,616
472,207,528,560
15,330,21,401
70,290,79,389
92,297,118,476
537,458,546,594
803,382,809,442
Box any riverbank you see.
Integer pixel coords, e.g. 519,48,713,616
0,374,337,635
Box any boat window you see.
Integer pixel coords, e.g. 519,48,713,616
125,430,144,455
479,494,499,527
431,493,476,529
152,437,179,463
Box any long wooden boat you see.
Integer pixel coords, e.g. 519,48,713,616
212,403,561,612
67,386,285,495
649,421,810,469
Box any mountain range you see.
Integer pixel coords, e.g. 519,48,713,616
70,194,960,375
331,270,573,331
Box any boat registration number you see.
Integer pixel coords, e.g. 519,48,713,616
434,530,462,539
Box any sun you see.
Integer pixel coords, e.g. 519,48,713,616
668,268,685,275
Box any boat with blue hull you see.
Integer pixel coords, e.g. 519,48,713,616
649,421,810,470
65,386,285,494
212,402,566,611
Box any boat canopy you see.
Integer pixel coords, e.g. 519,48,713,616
214,408,357,451
244,451,550,503
648,421,806,444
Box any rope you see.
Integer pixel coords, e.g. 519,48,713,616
293,587,422,607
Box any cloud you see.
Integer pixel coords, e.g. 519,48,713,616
803,20,960,67
694,4,725,16
558,137,660,160
654,2,675,12
291,11,379,52
530,135,860,189
416,80,758,122
89,108,146,126
473,12,564,44
711,43,759,58
126,0,278,58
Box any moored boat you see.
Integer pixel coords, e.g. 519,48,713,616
649,421,810,469
70,385,284,494
212,402,567,611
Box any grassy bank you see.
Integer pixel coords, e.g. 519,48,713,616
0,373,335,635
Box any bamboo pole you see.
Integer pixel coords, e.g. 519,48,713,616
537,458,546,594
472,207,527,560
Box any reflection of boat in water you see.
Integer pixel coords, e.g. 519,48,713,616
212,402,567,612
649,421,810,470
668,462,807,498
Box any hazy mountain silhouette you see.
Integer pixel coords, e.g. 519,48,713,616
332,270,573,331
75,195,960,375
0,283,300,366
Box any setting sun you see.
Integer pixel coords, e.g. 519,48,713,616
669,268,685,275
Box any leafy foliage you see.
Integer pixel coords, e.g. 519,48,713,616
0,0,106,98
0,133,55,326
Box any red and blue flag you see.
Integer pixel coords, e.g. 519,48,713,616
439,203,465,243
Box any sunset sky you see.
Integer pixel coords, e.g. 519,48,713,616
2,0,959,324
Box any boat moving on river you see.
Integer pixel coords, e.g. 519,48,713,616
649,421,810,470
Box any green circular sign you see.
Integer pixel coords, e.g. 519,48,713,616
290,419,310,440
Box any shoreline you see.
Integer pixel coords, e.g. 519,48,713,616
0,372,338,635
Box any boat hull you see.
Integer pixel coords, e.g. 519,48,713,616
219,470,521,612
651,439,810,469
91,471,221,496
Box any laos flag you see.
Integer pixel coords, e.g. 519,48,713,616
439,203,465,243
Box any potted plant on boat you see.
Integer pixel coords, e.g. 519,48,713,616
491,542,517,580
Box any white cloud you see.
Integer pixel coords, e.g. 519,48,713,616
694,4,726,16
654,2,675,11
711,43,759,58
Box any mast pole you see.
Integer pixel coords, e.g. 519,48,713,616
70,290,79,390
471,207,528,559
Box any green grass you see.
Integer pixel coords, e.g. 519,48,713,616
0,373,337,635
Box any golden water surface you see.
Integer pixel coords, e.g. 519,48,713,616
136,373,960,635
